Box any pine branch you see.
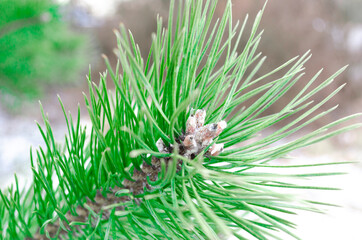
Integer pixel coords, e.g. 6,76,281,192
1,0,361,239
27,110,227,239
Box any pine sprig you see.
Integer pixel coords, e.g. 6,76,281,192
1,0,361,239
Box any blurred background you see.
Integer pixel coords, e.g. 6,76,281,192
0,0,361,239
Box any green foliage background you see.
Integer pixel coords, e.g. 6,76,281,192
0,0,88,104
